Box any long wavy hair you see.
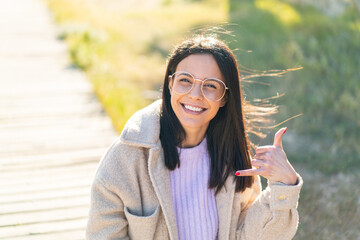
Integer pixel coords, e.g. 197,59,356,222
160,35,276,193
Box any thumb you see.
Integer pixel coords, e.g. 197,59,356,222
273,127,287,149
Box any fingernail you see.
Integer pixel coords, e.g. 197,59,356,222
283,127,287,134
235,172,241,176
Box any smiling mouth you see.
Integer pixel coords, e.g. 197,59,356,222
181,103,207,113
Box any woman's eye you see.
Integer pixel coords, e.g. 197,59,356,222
204,83,217,89
179,78,192,83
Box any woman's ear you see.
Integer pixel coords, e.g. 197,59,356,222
220,94,227,107
168,76,173,93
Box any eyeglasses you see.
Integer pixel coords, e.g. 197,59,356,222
169,71,228,102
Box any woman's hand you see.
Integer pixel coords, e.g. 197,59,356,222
235,127,298,185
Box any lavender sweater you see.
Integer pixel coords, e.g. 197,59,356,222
170,138,218,240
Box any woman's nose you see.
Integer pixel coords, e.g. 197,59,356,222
187,80,203,99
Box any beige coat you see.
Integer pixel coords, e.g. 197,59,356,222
86,100,303,240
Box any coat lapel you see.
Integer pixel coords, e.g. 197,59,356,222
148,145,178,240
120,100,178,239
216,176,236,240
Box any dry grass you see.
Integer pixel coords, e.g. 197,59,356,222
294,165,360,239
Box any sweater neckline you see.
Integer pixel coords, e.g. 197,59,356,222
177,137,207,160
177,137,206,150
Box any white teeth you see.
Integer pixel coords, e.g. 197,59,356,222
184,104,203,112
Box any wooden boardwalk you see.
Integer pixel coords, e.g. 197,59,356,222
0,0,117,239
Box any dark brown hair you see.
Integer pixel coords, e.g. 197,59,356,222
160,35,275,193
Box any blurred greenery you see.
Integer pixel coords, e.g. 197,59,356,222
227,0,360,174
44,0,360,238
45,0,228,131
44,0,359,173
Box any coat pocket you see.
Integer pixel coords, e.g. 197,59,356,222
124,205,160,240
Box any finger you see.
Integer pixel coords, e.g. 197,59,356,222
251,159,265,168
255,146,274,154
273,127,287,149
254,153,270,161
235,168,262,176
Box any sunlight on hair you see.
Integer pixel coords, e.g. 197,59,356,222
264,113,303,129
241,66,303,80
240,65,303,148
255,0,301,26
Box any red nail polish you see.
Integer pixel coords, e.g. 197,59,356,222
283,127,287,134
235,172,241,176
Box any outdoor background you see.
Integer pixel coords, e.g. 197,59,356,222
43,0,360,238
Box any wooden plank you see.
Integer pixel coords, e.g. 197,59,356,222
0,137,115,154
0,229,85,240
0,132,114,152
0,116,113,130
0,112,112,126
0,206,89,226
0,174,94,194
0,186,90,204
0,181,91,197
0,157,99,172
0,94,96,108
0,195,90,215
0,158,97,172
0,170,97,188
0,147,107,166
0,125,113,140
0,217,87,239
0,140,110,153
0,156,99,173
0,103,104,119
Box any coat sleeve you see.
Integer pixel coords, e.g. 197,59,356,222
236,174,303,240
86,176,129,240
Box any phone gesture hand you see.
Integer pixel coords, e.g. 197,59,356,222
235,128,298,185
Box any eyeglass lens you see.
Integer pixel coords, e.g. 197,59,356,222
172,72,226,101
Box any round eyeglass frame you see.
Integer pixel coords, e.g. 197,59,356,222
169,71,229,102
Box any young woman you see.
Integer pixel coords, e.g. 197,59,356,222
86,35,303,240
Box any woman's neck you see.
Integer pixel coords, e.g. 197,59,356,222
181,128,207,148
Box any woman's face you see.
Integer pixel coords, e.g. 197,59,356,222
169,54,226,137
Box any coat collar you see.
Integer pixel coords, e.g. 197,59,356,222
119,99,235,239
119,100,162,148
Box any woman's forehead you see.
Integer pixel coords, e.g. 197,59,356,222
175,54,224,80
